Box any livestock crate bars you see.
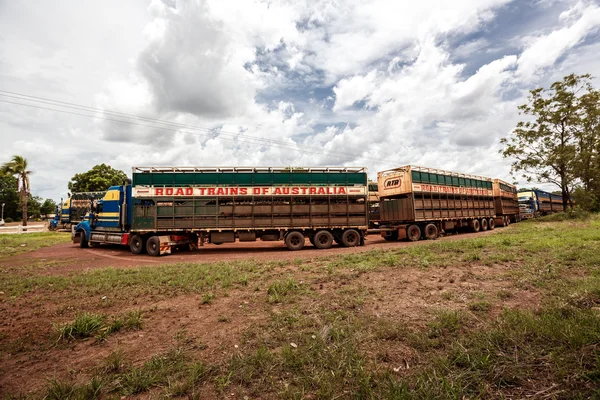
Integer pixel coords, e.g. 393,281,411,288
378,165,493,192
131,166,368,188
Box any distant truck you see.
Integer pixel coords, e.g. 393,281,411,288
492,179,519,226
367,181,380,228
375,165,496,241
72,167,368,255
49,192,105,230
518,189,563,219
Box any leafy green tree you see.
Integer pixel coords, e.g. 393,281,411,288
574,89,600,210
0,174,19,220
501,74,594,211
27,195,42,219
1,155,32,226
68,164,128,192
41,198,57,216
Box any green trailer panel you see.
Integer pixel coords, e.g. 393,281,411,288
132,167,367,187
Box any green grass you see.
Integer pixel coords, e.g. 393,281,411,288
42,347,212,399
1,259,273,298
10,216,600,398
54,310,143,342
266,276,304,303
0,232,70,258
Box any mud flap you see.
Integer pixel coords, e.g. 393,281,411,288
159,235,172,255
72,227,81,244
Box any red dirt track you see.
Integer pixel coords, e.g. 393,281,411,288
9,230,497,272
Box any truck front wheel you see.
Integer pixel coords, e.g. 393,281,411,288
146,236,161,256
79,231,89,248
130,234,145,254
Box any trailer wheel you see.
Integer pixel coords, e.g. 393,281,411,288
506,216,511,226
341,229,360,247
424,224,438,240
130,234,145,254
481,218,489,231
79,231,89,248
407,225,421,241
146,236,161,256
314,230,334,249
285,231,305,251
471,219,480,232
488,218,495,230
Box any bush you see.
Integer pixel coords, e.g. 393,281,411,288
5,217,13,223
539,207,591,221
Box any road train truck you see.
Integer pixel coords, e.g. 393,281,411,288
492,179,519,226
49,191,105,230
518,189,563,219
72,166,369,255
375,165,496,241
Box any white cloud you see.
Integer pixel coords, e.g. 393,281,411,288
516,2,600,80
1,0,600,202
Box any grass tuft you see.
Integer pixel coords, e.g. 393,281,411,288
54,311,143,342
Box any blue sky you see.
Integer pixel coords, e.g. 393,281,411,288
1,0,600,200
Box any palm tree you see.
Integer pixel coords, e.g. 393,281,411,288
2,156,32,226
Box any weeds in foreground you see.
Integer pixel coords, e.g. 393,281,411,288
266,277,303,303
54,310,143,342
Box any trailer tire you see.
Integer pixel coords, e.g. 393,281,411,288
341,229,360,247
506,216,510,226
314,230,334,249
424,224,438,240
407,225,421,241
79,231,89,248
130,234,145,254
146,236,161,257
481,218,488,231
285,231,305,251
488,218,495,230
471,219,480,232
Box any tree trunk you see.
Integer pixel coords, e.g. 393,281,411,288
561,187,569,212
21,188,28,227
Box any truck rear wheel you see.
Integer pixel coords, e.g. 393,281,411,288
314,230,334,249
407,225,421,241
285,231,305,251
481,218,488,231
285,231,304,250
471,219,480,232
341,229,360,247
146,236,161,256
424,224,438,240
130,234,145,254
488,218,495,230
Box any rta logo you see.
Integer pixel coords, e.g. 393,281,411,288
384,177,401,189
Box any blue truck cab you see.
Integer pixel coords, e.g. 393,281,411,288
72,184,133,248
48,205,61,230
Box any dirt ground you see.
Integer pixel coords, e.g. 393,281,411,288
0,230,496,274
0,228,519,397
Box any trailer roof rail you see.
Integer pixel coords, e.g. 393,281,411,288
132,166,367,174
378,165,492,181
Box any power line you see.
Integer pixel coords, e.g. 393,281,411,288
0,90,399,166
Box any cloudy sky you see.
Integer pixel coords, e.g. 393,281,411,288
1,0,600,201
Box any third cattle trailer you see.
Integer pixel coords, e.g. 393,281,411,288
375,165,496,241
492,179,519,226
